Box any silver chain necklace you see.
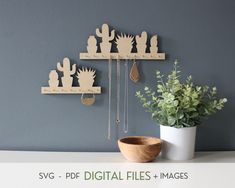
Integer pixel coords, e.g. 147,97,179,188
116,57,121,127
123,59,129,133
108,57,130,139
107,57,112,140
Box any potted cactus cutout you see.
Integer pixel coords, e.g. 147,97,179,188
150,35,158,53
87,36,97,54
136,31,147,54
96,23,115,53
48,70,59,88
77,67,96,90
115,34,134,54
57,57,76,88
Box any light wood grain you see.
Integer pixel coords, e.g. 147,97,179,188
41,57,101,95
41,87,101,94
80,53,165,60
57,57,76,88
77,67,96,90
136,31,147,54
96,23,115,54
48,70,59,87
87,36,97,54
115,33,134,54
150,35,158,53
118,136,162,163
81,94,95,106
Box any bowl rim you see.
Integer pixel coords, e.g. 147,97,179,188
118,136,162,146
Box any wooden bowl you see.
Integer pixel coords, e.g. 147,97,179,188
118,136,162,163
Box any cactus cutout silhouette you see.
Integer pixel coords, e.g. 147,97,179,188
136,31,147,54
115,33,134,54
48,70,59,88
87,35,97,54
77,67,96,89
150,35,158,53
57,57,76,88
96,23,115,53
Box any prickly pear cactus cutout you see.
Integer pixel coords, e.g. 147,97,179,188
150,35,158,53
80,23,165,60
41,57,101,95
136,31,147,54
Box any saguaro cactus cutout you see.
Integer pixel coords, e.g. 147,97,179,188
48,70,59,87
96,23,115,53
150,35,158,53
87,36,97,54
57,57,76,88
136,31,147,54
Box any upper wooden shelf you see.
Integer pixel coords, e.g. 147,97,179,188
79,53,165,60
80,23,166,61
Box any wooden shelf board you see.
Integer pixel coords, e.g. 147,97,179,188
0,151,234,163
79,53,165,60
41,87,101,94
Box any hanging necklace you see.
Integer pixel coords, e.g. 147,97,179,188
116,56,121,127
107,56,112,140
123,59,129,133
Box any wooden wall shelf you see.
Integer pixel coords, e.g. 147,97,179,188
79,53,165,60
41,57,102,100
80,23,166,61
41,87,101,94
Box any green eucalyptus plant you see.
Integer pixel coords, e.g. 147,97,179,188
136,61,227,128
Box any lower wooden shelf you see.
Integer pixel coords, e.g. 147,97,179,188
41,87,101,94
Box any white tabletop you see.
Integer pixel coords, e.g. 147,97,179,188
0,150,234,163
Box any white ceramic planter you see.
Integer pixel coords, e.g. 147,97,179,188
160,125,196,160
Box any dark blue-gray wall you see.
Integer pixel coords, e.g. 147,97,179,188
0,0,234,151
